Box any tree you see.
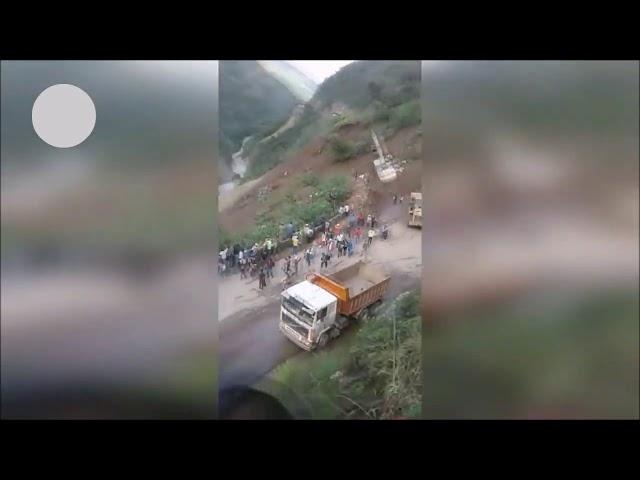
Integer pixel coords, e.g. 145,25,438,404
368,81,382,101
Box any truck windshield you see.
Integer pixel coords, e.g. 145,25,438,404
282,296,315,325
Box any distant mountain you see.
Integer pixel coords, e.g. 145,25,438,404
219,61,301,182
258,61,317,102
241,61,422,179
312,60,421,110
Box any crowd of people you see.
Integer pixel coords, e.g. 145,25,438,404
218,202,390,292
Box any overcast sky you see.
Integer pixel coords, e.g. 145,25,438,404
286,61,354,84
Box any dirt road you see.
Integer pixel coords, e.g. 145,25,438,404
218,201,421,390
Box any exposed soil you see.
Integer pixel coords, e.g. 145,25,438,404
218,125,421,234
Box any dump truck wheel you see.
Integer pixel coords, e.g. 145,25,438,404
336,315,350,330
355,309,369,322
318,333,329,348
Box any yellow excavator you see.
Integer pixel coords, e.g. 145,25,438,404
408,192,422,228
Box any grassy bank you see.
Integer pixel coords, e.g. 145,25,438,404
265,290,422,419
219,174,351,249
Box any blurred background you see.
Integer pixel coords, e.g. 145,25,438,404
1,61,218,418
421,61,639,419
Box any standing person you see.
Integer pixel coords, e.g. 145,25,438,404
324,220,330,233
266,256,274,278
305,248,312,268
371,215,377,228
320,252,326,269
367,214,372,228
258,268,266,290
368,227,375,246
281,271,291,291
293,255,300,276
399,195,404,204
239,258,247,279
285,256,291,275
234,243,241,268
347,239,354,257
354,226,361,244
220,247,227,268
291,233,299,255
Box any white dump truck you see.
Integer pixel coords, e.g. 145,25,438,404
279,261,390,350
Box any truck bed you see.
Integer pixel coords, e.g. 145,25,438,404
308,261,390,317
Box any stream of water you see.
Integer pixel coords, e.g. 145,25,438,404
219,136,252,196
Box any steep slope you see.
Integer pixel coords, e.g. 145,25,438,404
242,60,421,179
312,60,420,110
219,61,299,182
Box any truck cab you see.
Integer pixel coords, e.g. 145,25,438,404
279,280,338,351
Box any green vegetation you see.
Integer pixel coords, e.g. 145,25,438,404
270,290,422,419
240,61,422,179
300,172,320,187
243,106,333,179
423,290,639,419
328,135,357,162
314,61,421,110
219,61,298,154
389,99,421,132
219,175,351,249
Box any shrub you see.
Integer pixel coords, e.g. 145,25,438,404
389,100,421,132
316,176,351,206
329,136,356,162
301,172,320,187
371,102,391,123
